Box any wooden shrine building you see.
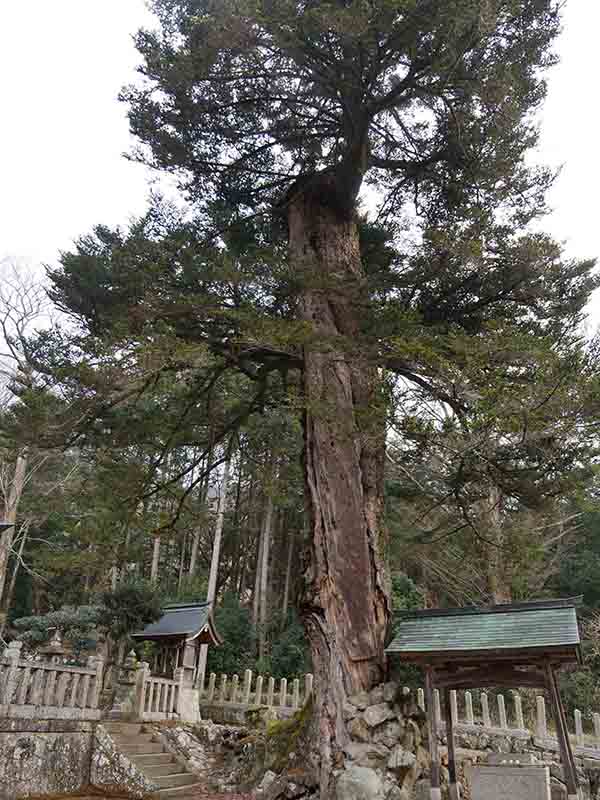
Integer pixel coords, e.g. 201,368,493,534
132,601,222,684
386,597,583,800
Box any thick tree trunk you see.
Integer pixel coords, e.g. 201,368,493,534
484,486,511,603
258,496,274,664
252,495,266,627
0,453,28,613
197,457,231,688
150,535,161,584
281,527,294,631
189,447,213,577
288,184,390,796
0,521,28,634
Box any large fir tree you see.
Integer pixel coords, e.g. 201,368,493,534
41,1,600,793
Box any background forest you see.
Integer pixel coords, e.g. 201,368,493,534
1,0,600,729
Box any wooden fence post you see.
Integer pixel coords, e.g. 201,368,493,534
513,692,525,730
255,675,264,706
594,712,600,747
536,696,547,738
2,641,23,705
219,674,228,703
279,678,288,707
481,692,491,728
90,655,105,710
498,694,508,730
242,670,252,704
574,709,584,748
434,688,441,727
135,661,151,720
266,677,275,707
465,691,474,725
450,690,458,725
207,672,216,702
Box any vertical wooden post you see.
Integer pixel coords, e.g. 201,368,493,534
465,691,474,725
497,694,508,730
513,691,525,730
242,669,252,704
255,675,263,706
444,689,461,800
207,672,216,703
574,709,584,748
3,641,23,705
424,668,441,800
417,687,425,711
266,676,275,707
546,665,580,800
304,673,313,702
536,695,548,738
434,688,441,727
593,712,600,748
91,656,105,710
450,689,458,726
481,692,491,728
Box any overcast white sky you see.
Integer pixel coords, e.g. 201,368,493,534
0,1,598,324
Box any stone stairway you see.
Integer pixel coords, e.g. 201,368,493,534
103,722,204,796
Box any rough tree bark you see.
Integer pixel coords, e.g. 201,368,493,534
197,456,231,687
288,179,390,796
483,485,511,604
281,526,294,631
258,496,275,664
150,534,161,585
0,452,28,609
252,493,266,627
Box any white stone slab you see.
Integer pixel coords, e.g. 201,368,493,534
471,765,551,800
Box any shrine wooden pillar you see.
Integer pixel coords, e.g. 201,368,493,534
546,664,580,800
425,667,441,800
444,688,461,800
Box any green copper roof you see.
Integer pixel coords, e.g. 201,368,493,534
386,598,581,658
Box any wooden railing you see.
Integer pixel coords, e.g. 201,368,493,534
0,641,103,720
200,669,313,710
419,686,600,755
141,673,181,721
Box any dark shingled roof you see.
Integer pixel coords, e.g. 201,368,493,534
386,597,581,662
132,602,222,645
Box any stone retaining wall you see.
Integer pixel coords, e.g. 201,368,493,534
0,719,94,800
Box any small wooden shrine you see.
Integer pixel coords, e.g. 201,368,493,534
132,601,222,684
386,597,583,800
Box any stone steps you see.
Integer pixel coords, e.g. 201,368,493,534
103,722,202,795
103,721,144,733
155,782,206,797
134,752,175,766
144,762,183,777
155,773,199,789
113,732,156,745
120,741,165,755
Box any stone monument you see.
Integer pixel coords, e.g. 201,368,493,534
471,764,551,800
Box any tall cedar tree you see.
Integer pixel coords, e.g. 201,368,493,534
44,1,599,793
